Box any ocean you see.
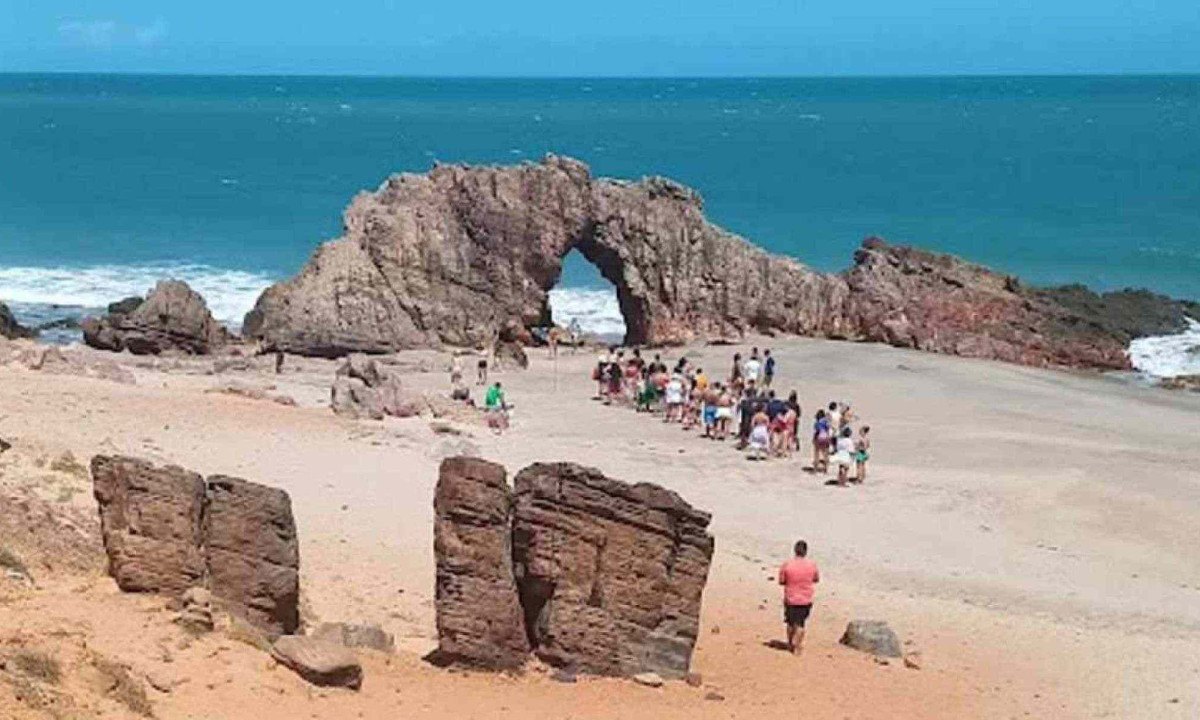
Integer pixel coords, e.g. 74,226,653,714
2,74,1198,373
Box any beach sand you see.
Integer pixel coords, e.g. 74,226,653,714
2,336,1198,719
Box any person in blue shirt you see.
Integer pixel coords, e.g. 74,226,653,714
763,349,776,388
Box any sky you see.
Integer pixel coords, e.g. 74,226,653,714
1,1,1198,77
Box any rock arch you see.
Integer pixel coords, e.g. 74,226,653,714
244,155,851,356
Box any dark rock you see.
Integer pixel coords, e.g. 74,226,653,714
1034,285,1200,342
107,296,145,316
1160,374,1200,392
91,455,207,596
83,280,230,355
204,475,300,637
839,620,903,658
511,462,715,680
433,457,530,670
550,668,578,684
0,302,34,340
271,636,363,689
685,672,703,687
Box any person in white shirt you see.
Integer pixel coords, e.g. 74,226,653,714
831,426,856,486
743,352,762,384
664,374,685,423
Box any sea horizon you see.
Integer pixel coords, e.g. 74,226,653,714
2,71,1198,371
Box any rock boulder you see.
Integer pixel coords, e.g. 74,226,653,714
0,302,34,340
271,636,363,689
432,457,530,670
83,280,229,355
91,456,300,637
839,620,903,658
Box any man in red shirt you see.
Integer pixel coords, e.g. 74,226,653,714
778,539,820,655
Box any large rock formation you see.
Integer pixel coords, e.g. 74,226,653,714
83,280,230,355
433,457,530,670
244,156,1191,370
244,155,851,356
431,457,715,679
91,456,300,636
844,238,1132,369
512,463,715,679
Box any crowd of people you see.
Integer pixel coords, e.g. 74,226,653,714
592,346,871,484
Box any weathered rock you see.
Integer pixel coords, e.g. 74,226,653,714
204,475,300,637
839,620,903,658
83,280,230,355
631,672,665,688
511,462,715,679
0,341,136,384
107,296,145,316
91,455,207,596
245,155,851,354
331,354,452,420
271,636,363,689
175,586,215,633
1160,374,1200,392
244,158,1189,371
0,302,34,340
91,456,300,638
433,457,530,670
310,623,395,654
844,238,1132,370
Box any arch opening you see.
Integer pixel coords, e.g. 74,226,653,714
545,248,628,345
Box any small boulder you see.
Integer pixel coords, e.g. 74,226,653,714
631,672,665,688
839,620,903,658
271,636,363,689
310,623,395,654
83,280,229,355
0,302,34,340
175,586,215,634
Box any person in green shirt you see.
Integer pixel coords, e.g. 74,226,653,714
485,382,509,433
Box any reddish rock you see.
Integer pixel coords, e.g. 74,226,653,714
91,456,207,595
83,280,230,355
205,475,300,637
433,457,530,670
91,456,300,637
511,462,714,679
844,239,1132,370
271,636,363,689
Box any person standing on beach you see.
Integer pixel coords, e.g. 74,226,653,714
854,426,872,484
832,426,855,486
763,349,775,388
779,540,820,656
744,349,762,386
812,409,832,472
484,381,509,434
476,348,489,385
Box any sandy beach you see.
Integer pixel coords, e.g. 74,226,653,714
1,335,1197,719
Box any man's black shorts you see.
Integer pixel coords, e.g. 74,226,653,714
784,603,812,627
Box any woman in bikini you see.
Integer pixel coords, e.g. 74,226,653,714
748,405,772,460
854,426,871,484
812,409,832,472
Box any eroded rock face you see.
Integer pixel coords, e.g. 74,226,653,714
432,458,715,677
511,462,715,679
844,238,1133,370
91,456,207,596
205,475,300,637
83,280,229,355
91,456,300,636
433,457,530,670
245,156,852,354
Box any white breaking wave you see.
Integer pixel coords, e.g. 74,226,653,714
0,263,276,327
1129,318,1200,378
548,287,626,337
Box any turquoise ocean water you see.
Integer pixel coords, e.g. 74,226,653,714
1,74,1198,352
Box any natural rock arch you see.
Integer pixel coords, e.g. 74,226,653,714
244,155,851,355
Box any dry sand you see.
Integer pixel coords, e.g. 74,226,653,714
2,336,1198,719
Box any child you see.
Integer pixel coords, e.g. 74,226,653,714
832,426,855,486
854,426,871,484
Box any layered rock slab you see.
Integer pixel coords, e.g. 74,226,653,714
83,279,229,355
91,455,300,636
511,462,715,679
433,457,530,670
91,455,207,596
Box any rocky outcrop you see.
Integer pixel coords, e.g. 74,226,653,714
512,462,715,679
433,457,530,670
244,155,852,355
431,457,715,679
839,620,903,658
244,156,1192,370
331,354,481,422
0,302,34,340
91,456,208,596
1,342,137,384
91,455,300,636
83,280,230,355
844,238,1133,370
204,475,300,637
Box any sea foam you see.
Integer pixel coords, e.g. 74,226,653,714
1129,318,1200,378
548,287,626,337
0,263,276,328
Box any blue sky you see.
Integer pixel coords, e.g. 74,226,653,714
2,1,1197,76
